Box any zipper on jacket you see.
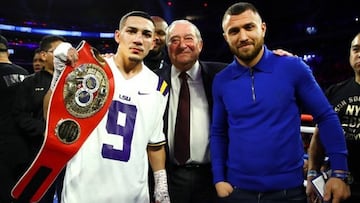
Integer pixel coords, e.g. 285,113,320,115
250,68,256,102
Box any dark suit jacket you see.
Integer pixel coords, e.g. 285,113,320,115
154,60,227,162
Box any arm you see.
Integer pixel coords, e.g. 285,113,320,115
43,42,78,120
210,75,233,197
296,60,350,202
307,128,326,173
307,128,351,203
43,89,52,120
13,77,46,136
306,127,326,202
147,145,170,203
147,145,166,172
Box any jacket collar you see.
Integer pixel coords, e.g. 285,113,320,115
230,45,274,79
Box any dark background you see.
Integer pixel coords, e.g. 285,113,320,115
1,0,359,89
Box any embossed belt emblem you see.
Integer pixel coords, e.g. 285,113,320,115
64,63,109,118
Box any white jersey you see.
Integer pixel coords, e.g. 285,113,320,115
61,57,168,203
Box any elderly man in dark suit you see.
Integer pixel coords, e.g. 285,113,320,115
154,19,226,203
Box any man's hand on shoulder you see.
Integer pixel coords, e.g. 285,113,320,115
272,49,296,57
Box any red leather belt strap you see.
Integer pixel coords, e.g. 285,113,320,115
12,41,114,202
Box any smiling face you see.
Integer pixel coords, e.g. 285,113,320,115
151,16,168,53
166,20,203,71
115,16,155,64
222,9,266,67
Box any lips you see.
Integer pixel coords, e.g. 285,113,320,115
130,47,143,54
238,43,252,49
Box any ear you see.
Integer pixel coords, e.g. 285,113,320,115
150,37,155,50
261,22,267,38
223,32,228,42
40,51,47,60
114,30,121,44
198,40,203,52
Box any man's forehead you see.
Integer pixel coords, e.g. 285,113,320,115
124,16,154,28
223,10,261,27
170,22,194,33
351,35,360,46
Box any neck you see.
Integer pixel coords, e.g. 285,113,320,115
44,66,54,75
173,61,196,72
355,73,360,84
113,54,142,79
147,49,162,58
236,46,264,68
0,55,11,64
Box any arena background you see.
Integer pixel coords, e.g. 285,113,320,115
1,0,359,89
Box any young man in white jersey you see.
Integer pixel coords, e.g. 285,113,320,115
43,11,170,203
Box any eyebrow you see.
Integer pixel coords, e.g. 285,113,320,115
127,26,153,33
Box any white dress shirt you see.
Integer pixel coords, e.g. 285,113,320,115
168,61,211,164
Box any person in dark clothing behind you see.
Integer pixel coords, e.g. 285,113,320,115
144,16,169,70
0,34,29,203
33,48,45,73
13,35,67,203
307,32,360,203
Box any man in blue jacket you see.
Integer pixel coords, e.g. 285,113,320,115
210,2,350,203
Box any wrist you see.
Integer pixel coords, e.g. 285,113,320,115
307,169,318,178
331,171,353,185
153,169,167,186
153,169,166,176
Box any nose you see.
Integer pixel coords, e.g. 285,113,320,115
154,34,160,41
179,38,188,48
238,30,248,41
133,32,144,43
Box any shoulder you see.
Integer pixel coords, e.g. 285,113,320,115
12,63,29,74
213,60,236,77
200,61,227,71
23,73,36,82
325,77,353,95
153,63,171,85
0,63,29,75
142,66,169,97
156,77,169,96
264,52,311,79
199,61,228,81
153,62,170,76
268,50,306,68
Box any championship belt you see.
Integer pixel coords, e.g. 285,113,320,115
12,41,114,202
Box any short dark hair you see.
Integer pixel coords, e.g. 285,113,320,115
119,11,155,29
39,35,67,52
0,34,9,52
34,47,42,54
223,2,262,23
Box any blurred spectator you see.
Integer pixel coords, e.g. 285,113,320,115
32,48,45,73
13,35,67,203
307,32,360,203
144,16,169,70
0,34,29,203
